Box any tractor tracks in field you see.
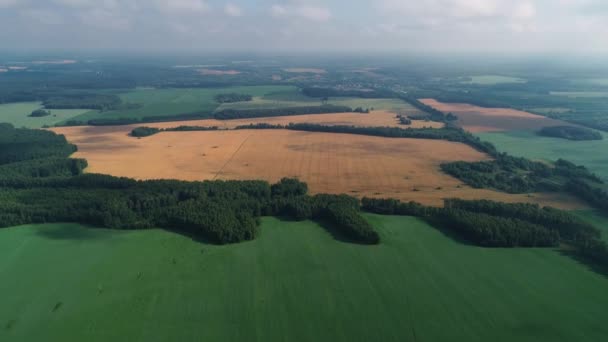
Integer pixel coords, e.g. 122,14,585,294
213,132,253,180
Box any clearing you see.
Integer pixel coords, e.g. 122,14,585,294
0,102,89,128
1,216,607,342
420,99,573,132
477,130,608,180
52,125,584,209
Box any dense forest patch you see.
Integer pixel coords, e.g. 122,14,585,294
214,93,252,103
538,125,603,141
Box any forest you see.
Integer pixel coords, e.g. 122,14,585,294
0,124,378,245
213,105,353,120
538,126,603,141
441,153,603,193
362,197,608,265
214,93,253,103
29,109,51,117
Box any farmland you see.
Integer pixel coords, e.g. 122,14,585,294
89,111,443,130
462,75,527,85
66,86,292,123
1,215,607,342
63,86,421,125
52,125,585,209
477,130,608,180
0,102,89,128
420,99,573,132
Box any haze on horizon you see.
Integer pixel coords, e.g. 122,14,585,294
0,0,606,55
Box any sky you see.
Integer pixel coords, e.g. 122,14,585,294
0,0,606,54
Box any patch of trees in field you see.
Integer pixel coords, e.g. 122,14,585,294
131,125,220,137
284,123,498,155
538,126,603,141
214,93,253,103
29,109,51,117
441,155,603,194
396,114,412,125
213,105,353,120
302,87,394,99
43,94,125,111
362,197,608,266
0,124,378,245
130,127,161,137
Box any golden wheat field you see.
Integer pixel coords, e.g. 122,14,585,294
419,99,572,132
52,124,585,209
134,110,444,130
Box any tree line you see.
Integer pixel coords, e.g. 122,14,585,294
214,93,253,103
538,126,603,141
362,197,608,266
213,105,353,120
130,126,220,138
0,124,378,245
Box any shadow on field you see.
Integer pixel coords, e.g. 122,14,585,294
317,219,375,245
558,249,608,278
422,217,477,247
275,216,370,245
35,224,114,241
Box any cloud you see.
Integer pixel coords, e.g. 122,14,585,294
513,2,536,19
79,8,131,30
0,0,18,8
20,9,64,25
270,4,331,22
297,6,331,21
156,0,208,13
224,3,243,17
270,4,288,18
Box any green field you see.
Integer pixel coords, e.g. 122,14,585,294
217,88,420,113
550,91,608,98
477,130,608,180
462,75,527,85
575,210,608,242
1,215,607,342
67,86,294,123
0,102,89,128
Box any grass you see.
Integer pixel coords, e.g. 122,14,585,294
67,86,293,123
550,92,608,98
1,215,607,341
217,88,421,113
462,75,526,85
0,102,89,128
575,210,608,242
477,130,608,180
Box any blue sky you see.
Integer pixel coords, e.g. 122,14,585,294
0,0,606,54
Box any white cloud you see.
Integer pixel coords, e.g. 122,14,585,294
0,0,18,8
513,2,536,19
20,9,64,25
270,4,287,17
224,3,243,17
156,0,208,13
79,8,131,30
270,4,331,22
297,6,331,21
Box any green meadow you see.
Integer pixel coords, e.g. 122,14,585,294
68,86,294,123
217,88,420,113
0,102,89,128
1,215,607,342
477,130,608,180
